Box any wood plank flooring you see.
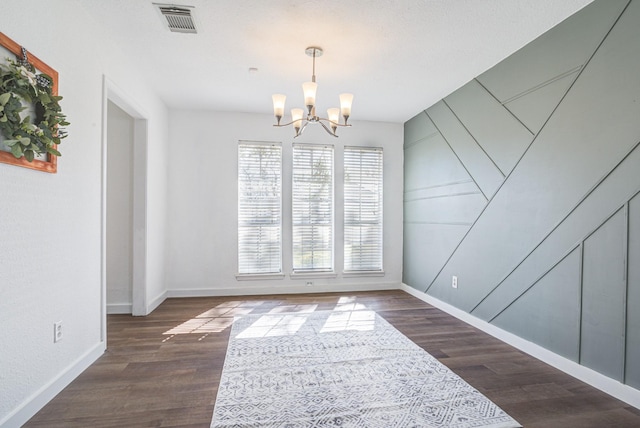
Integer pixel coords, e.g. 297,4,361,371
25,290,640,427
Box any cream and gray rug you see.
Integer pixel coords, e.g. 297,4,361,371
211,310,520,427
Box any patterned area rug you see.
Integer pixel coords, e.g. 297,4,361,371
211,310,521,428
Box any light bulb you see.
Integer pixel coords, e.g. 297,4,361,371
302,82,318,113
272,94,286,124
340,93,353,124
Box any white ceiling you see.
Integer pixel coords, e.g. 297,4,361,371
80,0,593,123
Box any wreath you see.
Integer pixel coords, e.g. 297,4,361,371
0,52,68,162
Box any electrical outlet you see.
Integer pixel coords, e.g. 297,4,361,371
54,321,63,343
305,281,313,287
452,276,458,289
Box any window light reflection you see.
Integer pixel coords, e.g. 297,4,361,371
235,304,318,338
320,310,376,333
163,300,266,335
333,296,369,312
161,296,373,339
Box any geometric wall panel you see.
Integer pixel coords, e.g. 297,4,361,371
404,111,437,146
493,247,581,361
404,193,486,226
403,0,640,392
403,223,469,292
403,115,487,293
445,80,533,175
504,69,578,134
626,193,640,388
404,133,473,194
426,101,504,199
581,208,626,381
477,0,629,104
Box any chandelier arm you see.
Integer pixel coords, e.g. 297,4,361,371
298,121,309,136
319,120,338,137
273,120,297,128
274,117,352,128
273,119,307,128
319,118,352,128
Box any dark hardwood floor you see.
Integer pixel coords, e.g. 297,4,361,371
25,290,640,427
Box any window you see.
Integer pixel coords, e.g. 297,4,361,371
292,144,334,272
237,142,282,274
344,146,383,271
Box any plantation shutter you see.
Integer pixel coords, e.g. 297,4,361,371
344,146,383,271
292,144,334,272
237,141,282,274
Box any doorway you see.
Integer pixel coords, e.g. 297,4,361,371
101,77,149,342
106,101,134,314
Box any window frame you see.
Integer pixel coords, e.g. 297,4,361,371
236,140,284,278
343,145,384,273
291,143,335,274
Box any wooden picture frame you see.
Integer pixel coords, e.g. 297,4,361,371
0,32,58,173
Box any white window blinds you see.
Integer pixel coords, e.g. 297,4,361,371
344,146,383,271
292,144,334,272
237,142,282,274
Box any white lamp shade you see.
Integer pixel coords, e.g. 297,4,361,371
327,108,340,124
339,93,354,117
302,82,318,107
272,94,286,117
291,108,304,128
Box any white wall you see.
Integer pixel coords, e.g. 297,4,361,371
166,110,403,295
106,101,134,313
0,1,169,426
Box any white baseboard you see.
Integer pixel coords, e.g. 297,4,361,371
400,283,640,410
106,303,132,314
0,342,105,428
167,281,400,298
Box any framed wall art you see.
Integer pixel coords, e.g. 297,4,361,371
0,32,68,173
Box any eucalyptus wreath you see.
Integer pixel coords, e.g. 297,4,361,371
0,57,68,162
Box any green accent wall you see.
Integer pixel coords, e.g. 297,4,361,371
403,0,640,388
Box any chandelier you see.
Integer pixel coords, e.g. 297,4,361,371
272,47,353,138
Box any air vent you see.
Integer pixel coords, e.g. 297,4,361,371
156,4,197,34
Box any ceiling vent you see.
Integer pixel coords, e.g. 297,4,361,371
155,4,197,34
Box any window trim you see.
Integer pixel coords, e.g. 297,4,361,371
237,140,283,275
291,143,335,274
343,145,384,273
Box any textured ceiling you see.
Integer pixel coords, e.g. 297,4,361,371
80,0,593,123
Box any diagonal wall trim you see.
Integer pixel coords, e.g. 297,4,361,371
404,191,482,203
478,199,635,319
424,110,489,201
404,221,473,226
474,78,535,136
485,194,634,325
442,99,507,178
404,179,474,194
468,139,640,313
486,244,580,323
499,65,584,105
422,8,630,294
401,284,640,410
403,131,440,149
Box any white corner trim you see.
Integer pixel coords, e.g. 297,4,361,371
146,290,167,315
106,303,133,314
400,284,640,410
0,342,105,428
